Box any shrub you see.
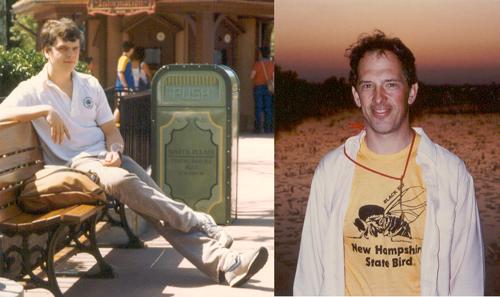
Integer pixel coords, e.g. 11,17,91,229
0,46,88,97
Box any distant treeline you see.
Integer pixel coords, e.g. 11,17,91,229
276,65,500,131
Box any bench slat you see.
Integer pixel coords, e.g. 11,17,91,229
0,186,18,207
62,204,104,223
0,205,23,225
0,187,22,223
0,204,104,232
0,121,39,156
0,186,21,225
0,149,43,175
0,206,77,232
0,162,44,189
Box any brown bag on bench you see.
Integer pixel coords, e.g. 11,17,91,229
18,166,107,214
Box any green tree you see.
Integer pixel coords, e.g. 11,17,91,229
0,46,88,97
9,14,37,50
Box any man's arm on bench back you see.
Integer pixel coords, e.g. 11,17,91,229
0,104,52,122
0,105,70,144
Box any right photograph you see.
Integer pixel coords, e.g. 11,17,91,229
274,0,500,296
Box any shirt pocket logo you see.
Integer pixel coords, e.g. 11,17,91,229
82,96,94,109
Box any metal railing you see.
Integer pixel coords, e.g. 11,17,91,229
103,87,117,111
119,90,151,170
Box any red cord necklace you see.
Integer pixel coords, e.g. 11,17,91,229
343,130,416,217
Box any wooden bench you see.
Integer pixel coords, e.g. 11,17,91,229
0,121,142,296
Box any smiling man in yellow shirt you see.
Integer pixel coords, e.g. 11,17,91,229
294,31,484,296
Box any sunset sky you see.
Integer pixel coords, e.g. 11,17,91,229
276,0,500,84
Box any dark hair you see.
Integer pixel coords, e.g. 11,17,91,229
345,30,417,87
40,18,81,49
259,46,270,59
131,47,145,61
122,41,134,52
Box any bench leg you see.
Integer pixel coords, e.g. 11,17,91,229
2,216,115,295
116,201,145,248
1,227,65,296
102,200,145,248
87,214,114,278
64,215,114,278
45,225,66,297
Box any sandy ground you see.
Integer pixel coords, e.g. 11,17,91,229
275,111,499,295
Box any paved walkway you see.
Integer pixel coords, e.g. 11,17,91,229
23,134,274,297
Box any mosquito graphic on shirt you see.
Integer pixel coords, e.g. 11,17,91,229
350,184,426,242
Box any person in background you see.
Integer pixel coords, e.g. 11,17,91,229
251,46,274,133
130,47,152,91
115,41,134,93
114,41,135,123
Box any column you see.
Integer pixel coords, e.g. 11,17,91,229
106,16,122,87
235,18,257,132
194,12,214,64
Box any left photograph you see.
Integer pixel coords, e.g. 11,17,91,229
0,1,274,296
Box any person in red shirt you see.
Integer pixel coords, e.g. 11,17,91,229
251,47,274,133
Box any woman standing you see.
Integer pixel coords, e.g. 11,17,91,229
130,47,152,91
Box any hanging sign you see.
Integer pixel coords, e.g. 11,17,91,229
88,0,155,16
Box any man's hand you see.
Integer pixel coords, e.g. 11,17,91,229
46,108,70,144
100,151,122,167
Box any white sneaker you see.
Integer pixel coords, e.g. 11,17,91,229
223,247,269,287
194,211,233,248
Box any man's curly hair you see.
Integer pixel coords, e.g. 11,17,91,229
40,18,81,49
345,30,417,87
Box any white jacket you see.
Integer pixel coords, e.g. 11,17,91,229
294,128,484,296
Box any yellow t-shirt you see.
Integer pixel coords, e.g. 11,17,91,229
344,134,427,295
117,55,129,73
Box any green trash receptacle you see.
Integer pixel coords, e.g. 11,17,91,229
151,64,239,225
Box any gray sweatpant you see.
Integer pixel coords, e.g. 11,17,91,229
69,155,230,282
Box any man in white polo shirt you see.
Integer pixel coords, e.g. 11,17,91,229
0,18,267,287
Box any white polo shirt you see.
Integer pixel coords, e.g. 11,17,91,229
1,64,114,163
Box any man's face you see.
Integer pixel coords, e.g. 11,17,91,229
352,50,418,137
44,37,80,72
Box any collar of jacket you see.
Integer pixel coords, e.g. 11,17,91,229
342,127,437,165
